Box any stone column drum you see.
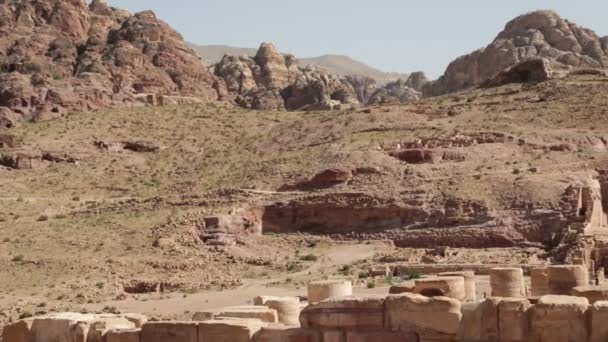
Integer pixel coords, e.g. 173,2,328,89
307,280,352,304
548,265,589,295
264,298,301,326
440,271,476,301
490,268,526,298
414,276,467,301
530,267,550,297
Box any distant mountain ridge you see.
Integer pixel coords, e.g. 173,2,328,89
188,43,409,84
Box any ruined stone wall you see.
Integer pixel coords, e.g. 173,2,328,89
7,294,608,342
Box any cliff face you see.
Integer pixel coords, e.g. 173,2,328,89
0,0,220,126
424,10,608,97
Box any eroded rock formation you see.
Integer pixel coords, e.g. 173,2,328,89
213,43,359,111
424,10,608,96
0,0,220,125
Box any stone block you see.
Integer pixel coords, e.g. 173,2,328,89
193,306,278,323
265,298,301,326
321,330,344,342
439,271,476,302
141,321,198,342
307,280,352,303
345,330,407,342
571,285,608,303
490,268,525,298
385,293,462,335
199,319,266,342
300,296,385,330
253,326,320,342
1,319,33,342
414,276,466,301
458,298,501,341
529,295,589,342
548,265,589,295
498,298,531,342
106,329,141,342
591,301,608,342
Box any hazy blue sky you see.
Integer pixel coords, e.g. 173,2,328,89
107,1,608,78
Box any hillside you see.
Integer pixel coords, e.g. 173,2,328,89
2,71,608,327
189,43,409,84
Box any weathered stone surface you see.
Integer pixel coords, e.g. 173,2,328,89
192,306,278,323
367,79,421,105
280,168,354,191
498,298,531,342
531,267,550,297
213,42,360,111
459,297,501,341
106,329,141,342
572,285,608,303
199,319,266,342
0,0,220,123
414,276,466,301
481,58,553,88
389,283,415,295
424,10,608,96
385,293,462,335
439,271,476,302
548,265,589,295
307,280,353,304
141,321,199,342
4,312,137,342
253,326,320,342
344,330,407,342
591,301,608,342
300,296,384,330
490,268,526,298
1,318,33,342
529,295,590,342
265,298,301,326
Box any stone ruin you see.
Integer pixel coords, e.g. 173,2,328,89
11,264,608,341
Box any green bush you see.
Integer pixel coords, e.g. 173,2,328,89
367,281,376,289
404,270,421,280
358,272,369,279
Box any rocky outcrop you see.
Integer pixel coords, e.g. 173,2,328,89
344,75,377,104
213,43,359,111
0,0,219,126
481,58,553,88
367,78,421,105
424,10,608,96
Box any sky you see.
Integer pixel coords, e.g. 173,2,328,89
106,1,608,78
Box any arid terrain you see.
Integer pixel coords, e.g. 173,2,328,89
2,70,608,328
3,1,608,341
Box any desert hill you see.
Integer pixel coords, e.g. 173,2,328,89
425,10,608,96
189,43,409,84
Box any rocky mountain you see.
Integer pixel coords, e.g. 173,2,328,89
213,43,360,111
0,0,220,128
189,43,409,84
424,10,608,97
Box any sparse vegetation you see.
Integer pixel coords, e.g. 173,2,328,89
300,254,318,262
